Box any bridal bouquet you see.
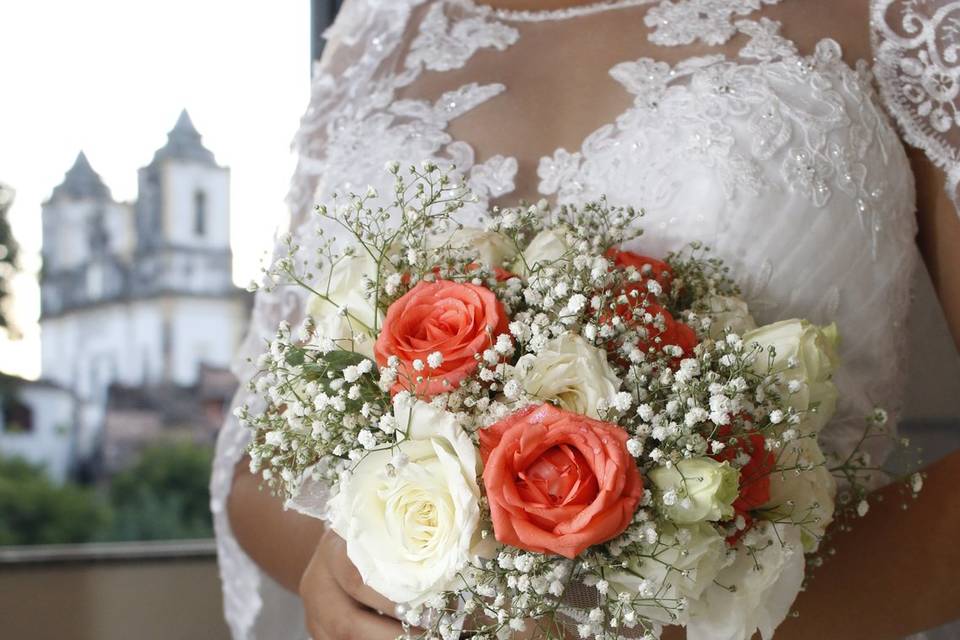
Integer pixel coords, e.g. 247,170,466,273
239,163,919,640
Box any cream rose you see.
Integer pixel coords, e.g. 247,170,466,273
763,437,836,551
514,334,621,419
328,395,484,605
609,522,726,625
650,458,740,525
307,250,385,358
705,294,757,339
743,320,840,434
516,226,571,274
687,521,805,640
429,226,517,268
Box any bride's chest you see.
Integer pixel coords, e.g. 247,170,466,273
315,45,913,256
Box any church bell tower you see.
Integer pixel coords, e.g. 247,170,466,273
134,109,233,297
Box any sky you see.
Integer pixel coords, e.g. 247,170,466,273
0,1,312,378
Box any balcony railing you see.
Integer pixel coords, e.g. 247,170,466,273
0,539,230,640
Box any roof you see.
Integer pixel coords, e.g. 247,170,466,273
105,366,238,427
49,152,112,202
0,372,69,391
149,109,216,165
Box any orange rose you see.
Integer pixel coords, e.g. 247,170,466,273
637,303,698,358
602,249,696,361
604,298,698,362
606,248,674,293
713,428,774,514
480,404,643,559
375,279,509,397
712,427,774,546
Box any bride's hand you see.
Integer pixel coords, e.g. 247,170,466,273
300,528,405,640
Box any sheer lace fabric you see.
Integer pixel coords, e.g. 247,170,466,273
873,0,960,206
212,1,954,638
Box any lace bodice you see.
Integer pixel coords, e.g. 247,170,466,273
212,2,957,638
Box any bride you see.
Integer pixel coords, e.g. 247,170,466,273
213,0,960,638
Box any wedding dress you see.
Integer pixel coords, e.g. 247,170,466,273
210,1,960,638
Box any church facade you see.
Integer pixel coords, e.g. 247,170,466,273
34,110,249,469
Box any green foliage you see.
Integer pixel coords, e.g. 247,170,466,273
0,183,19,332
295,346,386,411
0,457,109,546
102,442,214,541
0,442,215,545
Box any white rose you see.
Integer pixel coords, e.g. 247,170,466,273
429,226,517,268
763,438,836,551
515,334,620,419
687,521,805,640
609,522,726,625
650,458,740,525
743,320,840,434
516,226,571,274
705,295,756,339
328,396,484,605
307,251,385,358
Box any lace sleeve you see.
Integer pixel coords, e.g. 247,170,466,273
872,0,960,209
210,2,422,638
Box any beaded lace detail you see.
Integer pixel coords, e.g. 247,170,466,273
645,0,783,46
407,2,518,72
536,29,901,261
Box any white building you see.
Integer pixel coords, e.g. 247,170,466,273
0,378,76,483
34,110,248,468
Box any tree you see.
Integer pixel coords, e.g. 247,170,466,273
0,457,109,546
104,442,215,541
0,183,19,335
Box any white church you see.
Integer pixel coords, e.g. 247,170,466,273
0,111,249,480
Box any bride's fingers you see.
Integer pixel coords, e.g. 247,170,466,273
301,547,404,640
322,531,402,619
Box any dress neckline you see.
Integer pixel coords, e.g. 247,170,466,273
457,0,653,22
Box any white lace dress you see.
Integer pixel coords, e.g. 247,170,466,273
210,1,960,638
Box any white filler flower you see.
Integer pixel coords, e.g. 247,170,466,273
687,522,805,640
743,319,840,434
429,226,518,268
307,250,385,358
329,395,485,605
516,333,621,419
609,522,726,625
704,294,757,339
516,227,571,274
763,438,836,552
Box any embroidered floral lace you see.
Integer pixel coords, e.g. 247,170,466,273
211,1,959,637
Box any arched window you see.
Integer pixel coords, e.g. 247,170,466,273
193,190,207,237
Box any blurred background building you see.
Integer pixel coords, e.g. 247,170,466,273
1,111,249,483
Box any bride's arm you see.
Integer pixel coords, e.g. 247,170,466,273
226,458,324,592
776,448,960,639
228,459,404,639
787,134,960,638
909,148,960,350
769,149,960,639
